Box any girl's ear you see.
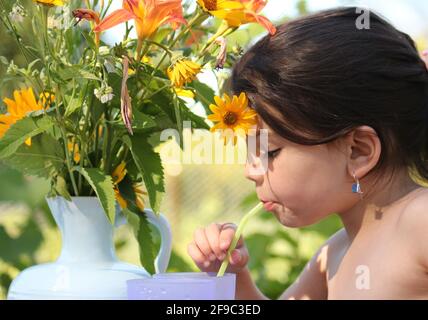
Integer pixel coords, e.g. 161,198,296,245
344,126,382,180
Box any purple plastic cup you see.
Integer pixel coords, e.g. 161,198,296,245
127,272,236,300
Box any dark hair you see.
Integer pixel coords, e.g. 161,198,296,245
231,7,428,185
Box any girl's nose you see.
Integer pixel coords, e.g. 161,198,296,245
244,155,264,183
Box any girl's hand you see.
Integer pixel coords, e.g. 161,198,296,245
187,222,249,274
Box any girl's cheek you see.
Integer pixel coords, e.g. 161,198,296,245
269,155,323,206
268,161,301,203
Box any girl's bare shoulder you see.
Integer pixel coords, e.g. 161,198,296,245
396,187,428,268
314,228,349,273
397,187,428,225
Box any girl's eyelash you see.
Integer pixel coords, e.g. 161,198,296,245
267,148,281,159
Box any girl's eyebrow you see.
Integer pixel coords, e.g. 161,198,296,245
256,128,280,142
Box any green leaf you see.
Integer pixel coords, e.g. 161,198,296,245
179,99,210,130
112,109,157,132
64,80,83,117
74,167,116,224
122,135,165,214
131,109,157,129
27,59,41,72
0,116,54,159
4,134,65,178
189,80,215,114
123,208,156,275
80,30,97,51
52,175,72,201
58,66,100,82
149,90,209,131
64,94,81,117
149,90,176,122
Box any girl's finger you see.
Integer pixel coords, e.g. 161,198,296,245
205,223,223,260
229,248,249,267
230,249,241,264
193,228,216,261
218,223,241,251
187,242,210,268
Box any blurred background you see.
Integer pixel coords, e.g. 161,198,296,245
1,0,427,299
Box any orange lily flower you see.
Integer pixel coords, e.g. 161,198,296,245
73,9,101,46
239,0,276,35
73,9,100,24
94,0,186,41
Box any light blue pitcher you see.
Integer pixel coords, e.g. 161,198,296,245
7,196,172,299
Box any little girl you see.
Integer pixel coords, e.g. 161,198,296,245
187,7,428,299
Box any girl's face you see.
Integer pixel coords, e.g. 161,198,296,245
245,120,358,227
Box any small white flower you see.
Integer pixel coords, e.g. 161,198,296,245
98,46,110,56
7,60,19,75
9,4,26,23
94,83,114,104
100,93,114,104
47,16,62,29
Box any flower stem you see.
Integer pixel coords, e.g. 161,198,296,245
38,3,79,196
100,0,113,19
144,40,173,57
172,89,183,142
216,202,264,277
144,83,173,100
136,38,144,62
55,86,80,196
198,26,236,58
0,0,43,91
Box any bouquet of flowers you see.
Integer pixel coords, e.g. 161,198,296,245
0,0,275,273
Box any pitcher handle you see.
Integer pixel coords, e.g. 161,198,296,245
143,209,172,274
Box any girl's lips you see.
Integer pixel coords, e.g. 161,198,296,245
262,201,277,211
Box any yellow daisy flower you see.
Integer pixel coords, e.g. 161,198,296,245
207,92,257,144
112,162,146,212
1,88,45,146
167,58,201,88
33,0,64,6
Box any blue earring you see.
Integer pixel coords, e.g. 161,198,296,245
352,171,363,198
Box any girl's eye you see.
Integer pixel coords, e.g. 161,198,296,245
267,148,281,159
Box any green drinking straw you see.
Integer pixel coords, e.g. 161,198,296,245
216,202,264,277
